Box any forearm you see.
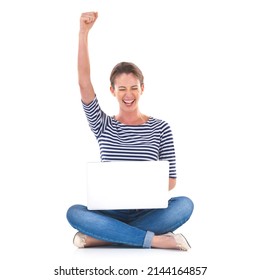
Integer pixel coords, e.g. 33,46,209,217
78,32,91,88
78,33,95,104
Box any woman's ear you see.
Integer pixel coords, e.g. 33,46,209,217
110,85,115,96
141,83,144,94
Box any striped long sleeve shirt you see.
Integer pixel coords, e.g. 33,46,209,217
82,97,176,178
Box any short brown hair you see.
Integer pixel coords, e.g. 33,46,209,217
110,62,144,89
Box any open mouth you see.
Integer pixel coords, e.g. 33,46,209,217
123,99,135,106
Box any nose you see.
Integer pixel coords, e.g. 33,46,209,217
124,90,134,98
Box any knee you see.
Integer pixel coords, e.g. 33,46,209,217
169,196,194,219
181,196,194,218
66,204,85,225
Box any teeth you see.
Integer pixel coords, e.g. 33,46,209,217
123,100,134,104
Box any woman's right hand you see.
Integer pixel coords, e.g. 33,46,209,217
80,12,98,35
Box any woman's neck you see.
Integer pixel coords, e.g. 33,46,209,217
115,110,149,125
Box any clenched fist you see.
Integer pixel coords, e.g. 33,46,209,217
80,12,98,34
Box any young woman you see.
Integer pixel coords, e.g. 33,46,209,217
66,12,194,250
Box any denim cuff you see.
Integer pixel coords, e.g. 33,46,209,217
143,231,154,248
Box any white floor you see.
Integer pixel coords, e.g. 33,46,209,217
38,216,258,280
52,236,213,280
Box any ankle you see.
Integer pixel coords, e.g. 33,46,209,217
85,236,112,247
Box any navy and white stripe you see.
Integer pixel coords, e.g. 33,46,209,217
82,97,176,178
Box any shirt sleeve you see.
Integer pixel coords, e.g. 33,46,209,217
81,97,108,139
159,121,177,178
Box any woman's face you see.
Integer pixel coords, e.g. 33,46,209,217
110,73,144,112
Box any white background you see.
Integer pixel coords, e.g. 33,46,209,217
1,0,260,279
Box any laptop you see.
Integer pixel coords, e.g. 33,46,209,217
86,160,169,210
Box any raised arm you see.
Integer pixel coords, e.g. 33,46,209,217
78,12,98,105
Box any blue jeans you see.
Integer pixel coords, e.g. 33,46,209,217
66,196,194,248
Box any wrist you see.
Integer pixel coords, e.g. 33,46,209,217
79,31,88,35
79,29,90,36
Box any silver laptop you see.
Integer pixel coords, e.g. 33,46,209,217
86,161,169,210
